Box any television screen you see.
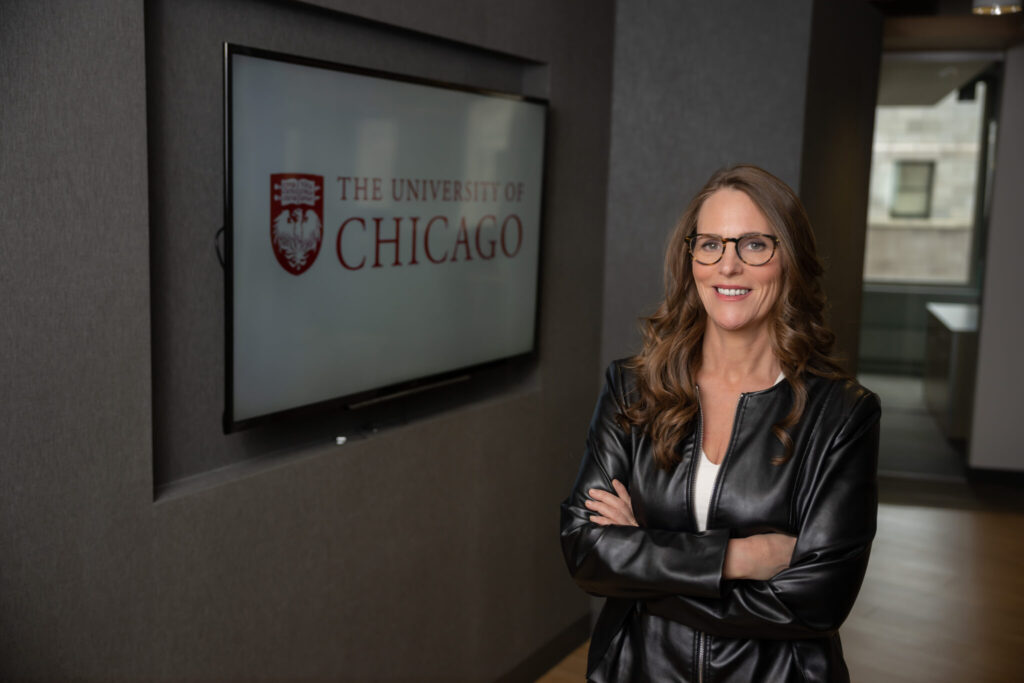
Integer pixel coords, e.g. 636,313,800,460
224,44,547,432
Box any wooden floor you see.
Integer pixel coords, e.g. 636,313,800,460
538,498,1024,682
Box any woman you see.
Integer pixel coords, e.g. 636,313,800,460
560,165,879,682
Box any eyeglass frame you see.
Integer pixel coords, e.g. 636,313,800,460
683,233,780,266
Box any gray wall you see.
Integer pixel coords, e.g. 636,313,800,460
601,0,880,371
970,43,1024,472
0,0,613,679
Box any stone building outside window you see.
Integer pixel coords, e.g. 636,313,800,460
863,85,986,284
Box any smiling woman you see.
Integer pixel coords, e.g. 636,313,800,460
560,165,880,682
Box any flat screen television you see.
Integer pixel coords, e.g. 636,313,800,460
223,44,547,433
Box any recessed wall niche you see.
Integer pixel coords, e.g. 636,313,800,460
146,0,549,496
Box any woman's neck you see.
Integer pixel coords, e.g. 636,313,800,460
699,325,780,389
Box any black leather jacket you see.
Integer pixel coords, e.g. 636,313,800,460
560,360,880,682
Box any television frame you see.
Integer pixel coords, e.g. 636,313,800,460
222,43,549,434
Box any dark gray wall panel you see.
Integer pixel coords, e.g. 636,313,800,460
1,0,612,679
601,0,814,367
0,0,154,677
799,0,882,372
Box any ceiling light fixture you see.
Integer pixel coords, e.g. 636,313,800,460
971,1,1022,14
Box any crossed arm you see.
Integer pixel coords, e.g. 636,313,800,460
585,479,797,581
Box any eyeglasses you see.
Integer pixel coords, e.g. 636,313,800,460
684,233,779,266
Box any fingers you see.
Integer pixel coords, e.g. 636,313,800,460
611,479,632,504
584,496,628,525
587,487,625,505
588,480,630,505
585,481,638,527
588,514,616,526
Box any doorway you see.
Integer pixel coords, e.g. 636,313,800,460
858,52,1001,479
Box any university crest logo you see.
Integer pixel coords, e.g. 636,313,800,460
270,173,324,275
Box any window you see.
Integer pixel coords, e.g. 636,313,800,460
890,160,935,218
863,83,987,285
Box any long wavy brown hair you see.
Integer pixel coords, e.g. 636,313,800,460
618,164,849,469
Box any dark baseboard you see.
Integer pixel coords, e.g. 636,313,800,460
966,466,1024,487
879,471,1024,513
495,614,589,683
857,361,924,376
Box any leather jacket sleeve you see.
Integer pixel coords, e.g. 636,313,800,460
559,363,731,600
644,388,880,640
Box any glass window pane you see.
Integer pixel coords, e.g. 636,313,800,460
892,189,929,216
864,84,986,284
898,162,932,191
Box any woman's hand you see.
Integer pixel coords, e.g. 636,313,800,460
585,479,638,527
724,533,797,580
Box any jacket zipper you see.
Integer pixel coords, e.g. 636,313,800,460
692,388,749,683
696,631,706,683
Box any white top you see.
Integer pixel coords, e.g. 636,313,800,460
694,450,720,532
695,372,785,532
